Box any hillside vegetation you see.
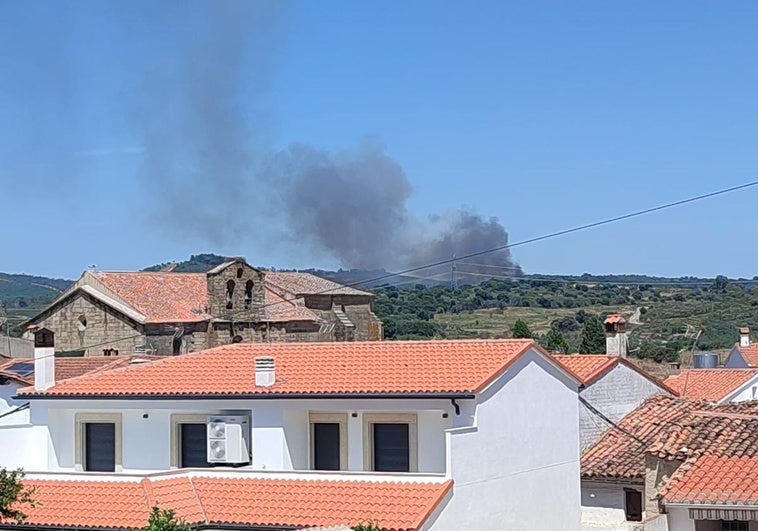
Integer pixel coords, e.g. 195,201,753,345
373,276,758,362
2,254,755,368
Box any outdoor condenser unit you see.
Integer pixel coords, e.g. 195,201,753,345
206,415,251,464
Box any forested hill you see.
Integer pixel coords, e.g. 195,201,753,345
1,253,755,362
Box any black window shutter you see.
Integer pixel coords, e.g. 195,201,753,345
85,423,115,472
180,424,212,468
373,423,410,472
313,423,341,470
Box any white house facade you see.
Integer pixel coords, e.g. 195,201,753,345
0,337,582,531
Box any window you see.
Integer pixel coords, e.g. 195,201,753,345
226,279,235,309
75,413,122,472
171,414,212,468
722,523,748,531
244,280,254,309
624,489,642,521
309,413,347,471
363,413,417,472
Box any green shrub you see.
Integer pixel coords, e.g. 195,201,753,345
0,468,37,524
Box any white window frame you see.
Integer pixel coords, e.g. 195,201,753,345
362,413,418,472
170,414,210,469
308,412,348,471
75,412,123,472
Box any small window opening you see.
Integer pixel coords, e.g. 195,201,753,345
232,334,243,343
236,267,244,279
244,280,254,309
226,279,235,309
77,315,87,332
624,489,642,522
172,336,182,355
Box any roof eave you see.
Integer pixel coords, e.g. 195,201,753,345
17,391,477,401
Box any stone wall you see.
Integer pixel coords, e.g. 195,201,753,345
304,295,382,341
31,292,144,356
206,262,266,322
644,455,682,516
144,323,209,355
580,364,669,451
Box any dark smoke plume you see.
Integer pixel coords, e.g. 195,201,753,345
127,1,521,280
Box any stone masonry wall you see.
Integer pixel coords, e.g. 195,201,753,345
32,292,144,356
305,295,382,341
206,262,265,322
580,363,668,451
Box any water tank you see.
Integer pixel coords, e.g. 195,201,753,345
693,352,718,369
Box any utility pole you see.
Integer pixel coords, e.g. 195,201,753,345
451,255,458,290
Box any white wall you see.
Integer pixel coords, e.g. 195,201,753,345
0,381,29,426
725,378,758,402
0,425,49,469
580,481,632,531
30,397,453,474
580,364,668,451
426,350,581,531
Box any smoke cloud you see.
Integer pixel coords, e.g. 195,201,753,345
127,1,521,280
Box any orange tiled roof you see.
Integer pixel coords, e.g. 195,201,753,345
13,475,451,531
94,272,210,323
0,356,155,386
734,344,758,367
262,287,321,322
86,270,361,324
582,395,758,480
652,404,758,505
553,355,618,385
661,454,758,505
265,271,371,297
20,339,541,397
664,369,758,401
604,314,626,324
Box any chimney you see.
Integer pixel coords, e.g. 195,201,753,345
255,356,275,387
33,328,56,391
740,327,750,347
604,314,628,358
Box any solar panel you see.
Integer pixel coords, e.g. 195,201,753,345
6,362,34,377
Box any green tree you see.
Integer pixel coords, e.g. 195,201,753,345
511,319,533,339
0,468,37,524
142,507,193,531
544,329,570,353
579,316,606,354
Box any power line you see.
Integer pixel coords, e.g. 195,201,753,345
219,180,758,319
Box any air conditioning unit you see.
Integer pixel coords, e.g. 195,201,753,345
207,415,250,464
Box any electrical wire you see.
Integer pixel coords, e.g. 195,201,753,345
220,180,758,318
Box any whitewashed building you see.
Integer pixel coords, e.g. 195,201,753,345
0,335,582,531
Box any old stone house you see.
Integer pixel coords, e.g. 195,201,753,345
22,259,382,356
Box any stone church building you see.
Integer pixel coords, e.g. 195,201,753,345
23,259,382,356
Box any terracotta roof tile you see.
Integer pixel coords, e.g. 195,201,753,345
265,271,371,297
0,356,156,386
193,477,450,530
664,369,758,401
88,271,360,325
581,395,693,480
661,454,758,505
94,272,210,323
12,475,451,531
553,355,618,385
582,396,758,480
604,314,626,324
20,339,539,397
261,287,321,323
735,344,758,367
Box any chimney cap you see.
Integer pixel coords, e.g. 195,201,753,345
740,327,750,334
254,356,275,387
604,314,626,325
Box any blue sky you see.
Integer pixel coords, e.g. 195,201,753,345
2,1,758,279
